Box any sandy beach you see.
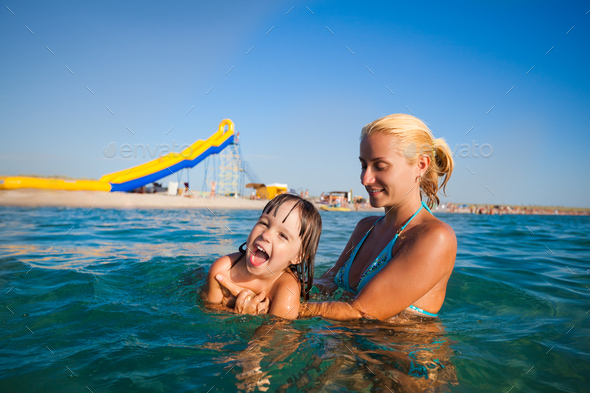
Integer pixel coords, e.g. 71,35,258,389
2,189,586,215
0,189,272,210
0,189,384,212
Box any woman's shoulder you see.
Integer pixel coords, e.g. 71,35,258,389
355,215,382,232
422,214,456,236
346,215,382,243
337,215,377,244
410,215,457,251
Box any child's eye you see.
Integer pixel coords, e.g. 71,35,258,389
280,233,288,240
258,221,268,227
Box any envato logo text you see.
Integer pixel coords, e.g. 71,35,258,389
103,141,194,159
403,140,493,159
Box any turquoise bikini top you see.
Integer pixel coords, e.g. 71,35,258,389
334,201,438,317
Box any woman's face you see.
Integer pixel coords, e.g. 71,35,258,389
359,133,417,208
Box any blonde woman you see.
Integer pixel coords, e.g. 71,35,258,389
304,113,457,321
217,113,457,321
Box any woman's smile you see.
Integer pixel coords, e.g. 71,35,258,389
366,187,386,196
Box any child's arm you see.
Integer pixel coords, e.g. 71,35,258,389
268,273,301,320
201,255,232,304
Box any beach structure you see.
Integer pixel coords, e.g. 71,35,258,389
245,183,288,199
263,183,288,199
200,129,260,197
0,119,257,196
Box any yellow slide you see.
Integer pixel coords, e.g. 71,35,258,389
0,119,235,192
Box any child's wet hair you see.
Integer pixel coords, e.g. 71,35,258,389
237,193,322,301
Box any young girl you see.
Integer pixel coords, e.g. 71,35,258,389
202,193,322,319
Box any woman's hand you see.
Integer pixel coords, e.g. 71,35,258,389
312,277,338,295
215,274,269,315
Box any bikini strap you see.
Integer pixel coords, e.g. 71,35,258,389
337,215,384,293
421,200,433,214
355,202,426,293
336,204,430,293
396,203,424,236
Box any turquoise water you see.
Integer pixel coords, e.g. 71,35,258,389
1,206,588,392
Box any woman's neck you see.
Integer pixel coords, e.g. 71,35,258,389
382,198,423,228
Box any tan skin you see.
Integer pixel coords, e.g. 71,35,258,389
216,133,456,321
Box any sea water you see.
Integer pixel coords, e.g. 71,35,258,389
0,206,588,392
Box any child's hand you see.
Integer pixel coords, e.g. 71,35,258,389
235,289,270,315
216,274,269,315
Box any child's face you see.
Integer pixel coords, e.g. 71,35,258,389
245,200,303,277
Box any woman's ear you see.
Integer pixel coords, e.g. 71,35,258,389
417,154,431,174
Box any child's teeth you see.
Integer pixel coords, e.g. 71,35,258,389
251,247,269,266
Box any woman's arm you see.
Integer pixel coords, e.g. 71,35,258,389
300,222,457,321
299,301,367,320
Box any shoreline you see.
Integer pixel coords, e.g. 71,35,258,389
0,189,382,211
1,190,588,215
439,202,590,216
0,189,269,210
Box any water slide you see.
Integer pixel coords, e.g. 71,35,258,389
0,119,235,192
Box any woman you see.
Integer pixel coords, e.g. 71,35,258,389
217,114,457,321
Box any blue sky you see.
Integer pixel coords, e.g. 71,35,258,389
1,1,589,207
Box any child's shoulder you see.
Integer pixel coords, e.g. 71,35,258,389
203,252,242,305
268,271,301,319
208,252,241,277
270,270,301,298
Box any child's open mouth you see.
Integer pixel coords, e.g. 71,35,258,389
250,244,270,267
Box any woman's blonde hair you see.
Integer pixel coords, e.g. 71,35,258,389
360,113,454,209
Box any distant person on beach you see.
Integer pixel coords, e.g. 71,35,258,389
184,182,193,198
203,194,322,319
210,181,216,199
